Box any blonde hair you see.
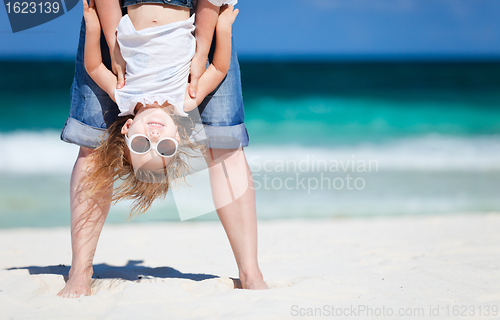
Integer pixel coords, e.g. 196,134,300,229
79,114,205,220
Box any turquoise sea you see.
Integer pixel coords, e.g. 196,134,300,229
0,60,499,228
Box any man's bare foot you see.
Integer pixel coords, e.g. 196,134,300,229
240,270,269,290
242,278,269,289
57,268,93,298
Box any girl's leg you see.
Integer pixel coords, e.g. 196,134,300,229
207,147,268,289
57,147,112,298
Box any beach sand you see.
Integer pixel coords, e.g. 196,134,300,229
1,213,499,319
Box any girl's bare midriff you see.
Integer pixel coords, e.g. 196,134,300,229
127,3,190,31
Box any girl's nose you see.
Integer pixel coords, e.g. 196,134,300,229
149,130,161,140
149,130,160,137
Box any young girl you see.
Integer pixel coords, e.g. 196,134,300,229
80,0,238,215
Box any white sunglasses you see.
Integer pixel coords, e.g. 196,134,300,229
125,134,178,158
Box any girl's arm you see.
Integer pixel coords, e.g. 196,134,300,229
83,0,118,101
95,0,126,89
183,5,239,112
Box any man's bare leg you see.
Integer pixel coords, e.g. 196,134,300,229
57,147,111,298
207,147,268,289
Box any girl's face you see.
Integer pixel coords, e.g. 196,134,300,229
121,104,181,171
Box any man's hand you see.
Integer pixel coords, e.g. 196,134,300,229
189,4,238,99
111,39,126,89
188,0,220,99
189,54,207,99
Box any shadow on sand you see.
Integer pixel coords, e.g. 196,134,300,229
7,260,242,288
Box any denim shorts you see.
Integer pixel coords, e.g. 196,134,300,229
60,8,249,149
122,0,193,9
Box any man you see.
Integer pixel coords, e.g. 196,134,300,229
58,0,267,297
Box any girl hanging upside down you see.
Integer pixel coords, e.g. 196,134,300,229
80,0,238,214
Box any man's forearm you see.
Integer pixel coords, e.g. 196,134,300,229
94,0,122,51
194,0,220,61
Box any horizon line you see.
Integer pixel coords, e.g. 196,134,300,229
1,53,500,63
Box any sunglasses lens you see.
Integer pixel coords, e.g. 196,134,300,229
130,136,151,154
157,139,177,157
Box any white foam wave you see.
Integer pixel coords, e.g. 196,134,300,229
0,131,499,174
245,134,500,172
0,131,79,174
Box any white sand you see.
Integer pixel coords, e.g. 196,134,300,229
1,213,500,319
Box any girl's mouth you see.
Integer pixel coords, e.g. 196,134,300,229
147,121,164,127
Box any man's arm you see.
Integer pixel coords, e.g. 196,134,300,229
94,0,126,88
184,5,238,111
83,0,118,100
188,0,220,98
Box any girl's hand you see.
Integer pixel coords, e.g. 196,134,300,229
83,0,101,34
217,4,239,30
111,40,126,89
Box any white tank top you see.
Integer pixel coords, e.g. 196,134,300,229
114,14,196,117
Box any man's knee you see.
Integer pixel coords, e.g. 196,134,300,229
208,147,245,166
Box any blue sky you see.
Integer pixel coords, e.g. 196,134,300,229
1,0,499,60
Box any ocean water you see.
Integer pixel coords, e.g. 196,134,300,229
0,61,499,228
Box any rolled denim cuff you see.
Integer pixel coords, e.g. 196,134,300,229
190,122,248,149
60,117,107,149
